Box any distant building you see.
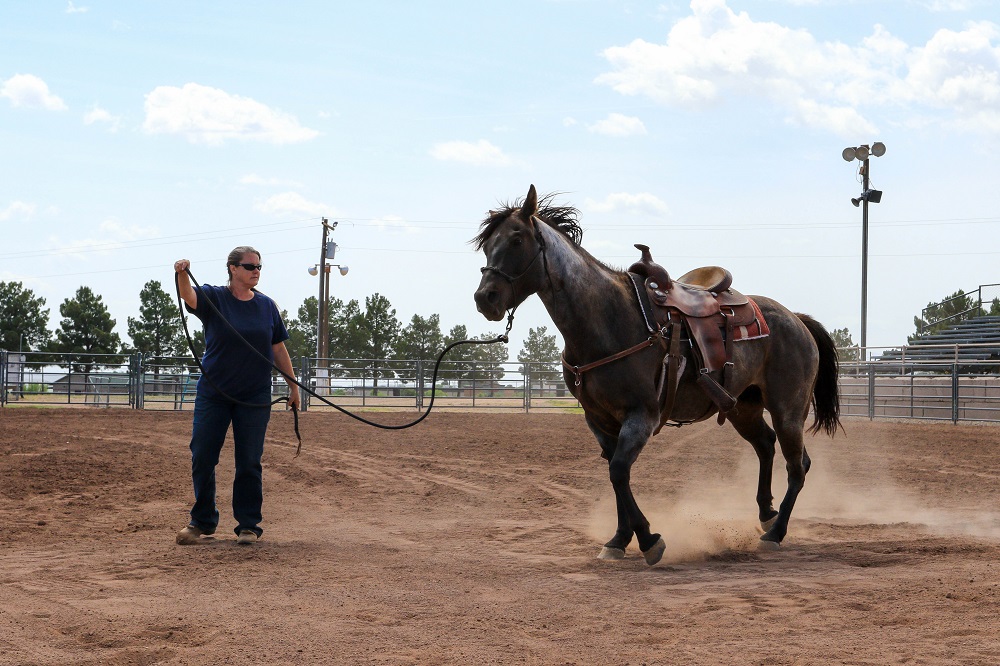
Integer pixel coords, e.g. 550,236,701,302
53,374,130,395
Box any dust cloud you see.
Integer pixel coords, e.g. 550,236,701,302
584,426,1000,563
585,450,764,563
797,431,1000,540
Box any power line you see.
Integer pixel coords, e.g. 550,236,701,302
0,216,321,261
19,247,1000,281
5,213,997,265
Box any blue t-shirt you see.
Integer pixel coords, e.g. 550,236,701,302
187,284,290,401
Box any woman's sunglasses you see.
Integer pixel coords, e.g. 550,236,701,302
236,263,263,271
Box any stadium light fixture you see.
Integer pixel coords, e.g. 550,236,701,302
851,189,883,207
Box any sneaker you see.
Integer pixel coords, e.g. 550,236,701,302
236,530,258,545
176,525,214,545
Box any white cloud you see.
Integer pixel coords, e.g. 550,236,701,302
0,201,36,221
97,219,159,242
142,83,320,146
1,74,67,111
919,0,984,10
240,173,304,188
371,215,418,235
595,0,1000,136
791,99,877,136
429,139,513,166
587,113,648,137
254,192,331,218
52,219,160,259
562,117,579,127
585,192,670,216
65,1,89,13
83,105,121,131
903,22,1000,114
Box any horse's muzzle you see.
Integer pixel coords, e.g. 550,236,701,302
474,284,505,321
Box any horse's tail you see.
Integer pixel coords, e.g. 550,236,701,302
796,313,841,437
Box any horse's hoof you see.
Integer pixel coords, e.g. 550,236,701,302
757,538,781,552
597,546,626,560
760,516,778,532
642,537,666,566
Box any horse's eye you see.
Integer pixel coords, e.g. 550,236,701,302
511,235,523,246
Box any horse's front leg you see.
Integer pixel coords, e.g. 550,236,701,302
586,417,633,559
607,415,665,566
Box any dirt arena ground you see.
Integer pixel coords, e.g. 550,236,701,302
1,408,1000,665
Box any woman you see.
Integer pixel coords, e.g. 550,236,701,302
173,246,300,545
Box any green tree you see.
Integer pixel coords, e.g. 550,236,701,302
188,329,206,369
911,289,977,341
358,293,400,393
0,281,50,352
285,298,318,361
50,286,124,374
987,297,1000,316
443,325,508,384
329,298,368,376
393,313,443,380
127,280,185,377
471,332,508,384
173,297,204,370
517,326,561,382
443,324,477,381
829,327,860,364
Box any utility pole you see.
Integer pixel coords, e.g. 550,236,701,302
311,218,347,375
317,218,330,366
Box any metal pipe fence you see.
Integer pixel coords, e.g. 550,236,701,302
0,352,581,414
838,355,1000,423
3,349,999,423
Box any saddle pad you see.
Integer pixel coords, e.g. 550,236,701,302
732,297,770,341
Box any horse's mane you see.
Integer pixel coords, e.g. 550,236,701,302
472,192,583,250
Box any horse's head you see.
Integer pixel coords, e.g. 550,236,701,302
473,184,549,321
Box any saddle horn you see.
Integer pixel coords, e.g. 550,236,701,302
628,244,672,290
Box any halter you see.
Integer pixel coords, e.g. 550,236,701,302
479,220,556,333
479,230,547,284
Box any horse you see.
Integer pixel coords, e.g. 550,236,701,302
473,184,840,566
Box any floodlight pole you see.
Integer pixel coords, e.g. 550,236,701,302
844,142,884,359
861,157,870,357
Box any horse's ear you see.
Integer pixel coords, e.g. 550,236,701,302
521,184,538,219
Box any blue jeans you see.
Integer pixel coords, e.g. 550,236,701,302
187,391,272,537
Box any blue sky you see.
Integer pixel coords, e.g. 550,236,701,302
2,0,999,357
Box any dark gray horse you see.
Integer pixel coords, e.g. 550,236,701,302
473,185,840,566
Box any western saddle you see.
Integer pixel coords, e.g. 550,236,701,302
627,244,759,429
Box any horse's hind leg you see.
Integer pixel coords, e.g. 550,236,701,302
727,404,779,531
761,412,810,546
